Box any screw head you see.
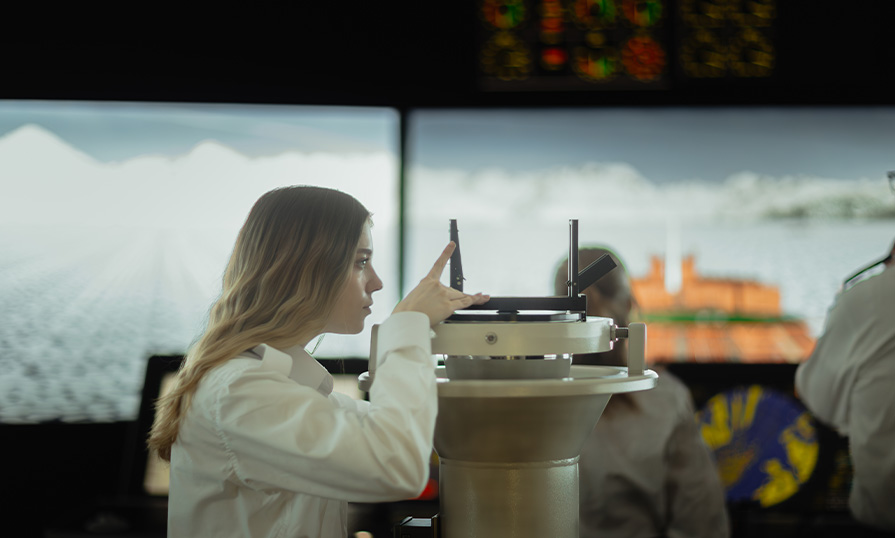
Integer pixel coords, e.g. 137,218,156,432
485,332,498,344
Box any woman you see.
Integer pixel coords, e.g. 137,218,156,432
149,185,488,537
554,247,729,538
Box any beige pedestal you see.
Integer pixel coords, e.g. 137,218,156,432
434,365,656,538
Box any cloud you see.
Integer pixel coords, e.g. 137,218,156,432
408,163,895,224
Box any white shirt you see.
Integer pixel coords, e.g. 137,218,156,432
168,311,436,538
795,266,895,531
578,368,730,538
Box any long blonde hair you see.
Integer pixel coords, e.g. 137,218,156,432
148,186,370,461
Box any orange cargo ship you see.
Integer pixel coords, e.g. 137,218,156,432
631,256,815,364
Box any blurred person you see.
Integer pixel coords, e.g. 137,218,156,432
148,186,489,538
795,239,895,533
554,247,730,538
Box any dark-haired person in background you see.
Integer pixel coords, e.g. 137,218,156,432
554,247,729,538
796,240,895,533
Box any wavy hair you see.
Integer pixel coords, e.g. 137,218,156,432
149,186,370,461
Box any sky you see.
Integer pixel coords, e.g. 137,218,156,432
409,106,895,183
0,100,398,161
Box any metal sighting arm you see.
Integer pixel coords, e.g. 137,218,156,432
450,219,464,292
449,219,616,314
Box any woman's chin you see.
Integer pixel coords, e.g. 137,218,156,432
335,323,366,336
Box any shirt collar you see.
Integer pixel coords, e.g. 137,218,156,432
249,343,334,397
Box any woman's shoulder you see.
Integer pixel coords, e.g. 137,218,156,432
196,356,265,396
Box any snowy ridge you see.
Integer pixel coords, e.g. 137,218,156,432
0,123,99,168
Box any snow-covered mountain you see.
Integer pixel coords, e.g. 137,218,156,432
0,123,100,169
0,123,398,230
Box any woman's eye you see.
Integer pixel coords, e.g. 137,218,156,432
356,258,369,269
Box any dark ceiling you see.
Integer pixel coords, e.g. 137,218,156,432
3,1,894,108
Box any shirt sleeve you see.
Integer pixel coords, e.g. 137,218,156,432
664,388,731,538
846,355,895,531
794,287,861,433
796,270,895,530
212,311,436,502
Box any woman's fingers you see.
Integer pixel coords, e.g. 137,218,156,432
450,294,489,312
427,242,456,280
472,292,490,304
450,291,489,306
392,245,488,326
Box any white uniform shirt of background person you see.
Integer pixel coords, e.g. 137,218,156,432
167,311,435,538
795,265,895,532
577,367,731,538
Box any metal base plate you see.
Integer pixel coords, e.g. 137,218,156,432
446,311,582,322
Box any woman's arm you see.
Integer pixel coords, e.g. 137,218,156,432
214,311,436,502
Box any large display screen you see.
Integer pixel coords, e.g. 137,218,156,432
0,100,399,423
405,106,895,364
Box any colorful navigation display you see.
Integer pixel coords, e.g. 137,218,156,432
478,0,776,90
479,0,671,89
697,385,818,506
679,0,775,78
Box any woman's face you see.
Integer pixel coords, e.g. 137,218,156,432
324,221,383,335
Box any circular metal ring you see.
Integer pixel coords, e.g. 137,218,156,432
436,365,659,398
432,316,614,356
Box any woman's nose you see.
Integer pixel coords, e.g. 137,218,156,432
368,267,384,293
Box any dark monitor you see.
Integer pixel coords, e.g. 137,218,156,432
121,355,183,498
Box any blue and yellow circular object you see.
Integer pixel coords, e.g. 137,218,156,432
696,385,819,507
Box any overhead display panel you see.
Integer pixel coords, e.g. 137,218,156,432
477,0,776,90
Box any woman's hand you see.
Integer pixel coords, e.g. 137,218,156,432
393,242,490,326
